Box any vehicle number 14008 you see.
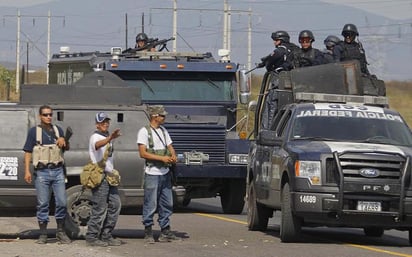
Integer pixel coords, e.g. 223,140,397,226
299,195,317,203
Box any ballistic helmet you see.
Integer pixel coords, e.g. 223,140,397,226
271,30,290,43
299,30,315,42
136,33,149,42
324,35,340,47
341,23,359,37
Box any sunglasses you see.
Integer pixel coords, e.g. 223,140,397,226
41,113,53,117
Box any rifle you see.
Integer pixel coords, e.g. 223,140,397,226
245,55,270,74
136,37,175,52
63,126,73,182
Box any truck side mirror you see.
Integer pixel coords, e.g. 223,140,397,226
238,68,251,104
257,130,281,146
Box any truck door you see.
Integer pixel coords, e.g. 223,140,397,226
268,109,292,206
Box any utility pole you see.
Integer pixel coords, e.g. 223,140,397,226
16,10,21,93
6,11,65,89
151,4,252,66
173,0,177,51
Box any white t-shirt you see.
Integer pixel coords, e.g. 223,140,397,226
89,132,114,173
137,126,173,175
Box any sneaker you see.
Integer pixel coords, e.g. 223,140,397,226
158,227,180,242
102,237,122,246
36,234,47,244
86,239,108,247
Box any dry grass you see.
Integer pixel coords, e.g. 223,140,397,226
386,81,412,127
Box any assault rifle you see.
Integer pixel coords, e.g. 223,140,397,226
136,37,175,52
63,126,73,182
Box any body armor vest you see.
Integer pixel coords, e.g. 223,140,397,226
32,125,64,168
145,125,171,168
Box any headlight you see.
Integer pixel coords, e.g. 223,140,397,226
229,154,248,165
295,161,321,185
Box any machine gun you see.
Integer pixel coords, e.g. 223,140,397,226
136,37,175,52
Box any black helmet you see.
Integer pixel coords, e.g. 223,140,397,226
271,30,290,43
341,23,359,36
136,33,148,42
299,30,315,42
324,35,340,47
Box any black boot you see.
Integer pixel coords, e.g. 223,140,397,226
56,219,71,244
36,222,48,244
144,226,155,244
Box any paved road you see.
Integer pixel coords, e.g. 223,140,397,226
1,198,412,257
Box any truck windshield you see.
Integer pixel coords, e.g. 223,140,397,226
291,116,412,146
117,71,235,102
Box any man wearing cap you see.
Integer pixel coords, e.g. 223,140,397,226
85,112,122,247
137,105,178,243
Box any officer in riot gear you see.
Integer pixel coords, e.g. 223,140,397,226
323,35,341,63
259,30,299,72
135,32,156,52
293,30,325,68
333,23,370,74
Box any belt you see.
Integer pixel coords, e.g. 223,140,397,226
35,163,63,170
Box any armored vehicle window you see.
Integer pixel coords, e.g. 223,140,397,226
116,71,235,102
0,110,29,149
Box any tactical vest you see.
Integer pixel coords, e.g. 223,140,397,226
145,125,171,168
32,125,64,168
338,41,368,73
293,48,316,68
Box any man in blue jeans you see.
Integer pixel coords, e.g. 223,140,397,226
137,105,179,243
85,112,122,247
23,105,71,244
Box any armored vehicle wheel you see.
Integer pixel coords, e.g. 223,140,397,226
247,182,271,231
363,227,384,237
65,185,92,239
220,179,246,214
280,183,301,242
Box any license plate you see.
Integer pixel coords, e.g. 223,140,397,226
357,201,382,212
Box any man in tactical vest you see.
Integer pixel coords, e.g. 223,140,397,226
23,105,71,244
137,105,179,243
259,30,299,72
293,30,326,68
85,112,122,247
333,23,370,74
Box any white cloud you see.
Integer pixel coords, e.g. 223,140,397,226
321,0,412,20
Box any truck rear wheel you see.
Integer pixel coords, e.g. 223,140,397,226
363,227,384,237
65,185,92,239
247,182,271,231
280,183,301,242
220,179,246,214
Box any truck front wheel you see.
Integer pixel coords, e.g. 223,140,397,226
220,179,246,214
280,183,302,242
247,182,271,231
65,185,92,239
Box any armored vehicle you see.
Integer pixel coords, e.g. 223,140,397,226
48,48,251,215
246,61,412,243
